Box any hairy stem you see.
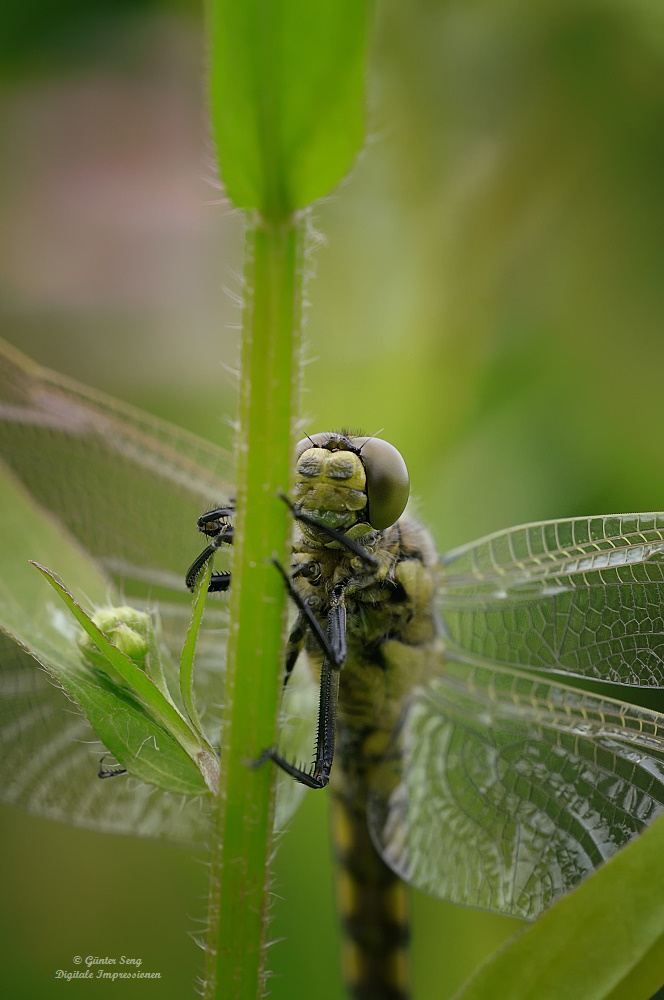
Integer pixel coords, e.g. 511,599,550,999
203,211,306,1000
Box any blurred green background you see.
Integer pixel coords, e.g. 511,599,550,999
1,0,664,997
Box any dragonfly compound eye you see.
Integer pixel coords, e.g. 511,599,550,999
295,432,410,530
349,437,410,530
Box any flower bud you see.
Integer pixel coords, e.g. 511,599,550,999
78,606,150,670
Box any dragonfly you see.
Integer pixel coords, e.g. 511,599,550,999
3,338,664,1000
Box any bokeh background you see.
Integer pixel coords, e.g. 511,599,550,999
2,0,664,997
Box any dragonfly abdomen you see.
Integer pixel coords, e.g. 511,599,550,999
331,760,410,1000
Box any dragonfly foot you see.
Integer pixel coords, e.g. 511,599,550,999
98,755,127,780
253,747,329,789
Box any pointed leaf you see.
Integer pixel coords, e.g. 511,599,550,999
208,0,373,213
454,812,664,1000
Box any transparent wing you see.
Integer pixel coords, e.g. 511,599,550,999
439,513,664,686
0,622,313,842
0,337,233,598
0,340,238,842
367,650,664,920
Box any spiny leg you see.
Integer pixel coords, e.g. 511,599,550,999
185,538,232,591
197,505,235,535
257,583,347,789
256,496,359,787
272,559,344,667
256,654,340,789
186,504,235,592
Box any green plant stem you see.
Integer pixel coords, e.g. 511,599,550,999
203,212,305,1000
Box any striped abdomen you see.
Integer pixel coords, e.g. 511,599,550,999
330,738,410,1000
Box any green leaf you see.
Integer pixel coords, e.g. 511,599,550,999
208,0,373,214
0,457,211,797
59,668,210,797
453,811,664,1000
34,563,218,784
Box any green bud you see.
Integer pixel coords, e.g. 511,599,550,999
112,621,150,663
78,606,150,670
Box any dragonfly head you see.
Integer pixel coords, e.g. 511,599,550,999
294,432,410,534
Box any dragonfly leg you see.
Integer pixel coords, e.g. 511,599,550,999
197,504,235,533
98,755,127,780
272,559,345,666
208,569,232,593
254,747,328,789
185,539,232,591
258,585,346,788
186,505,235,591
256,653,341,789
